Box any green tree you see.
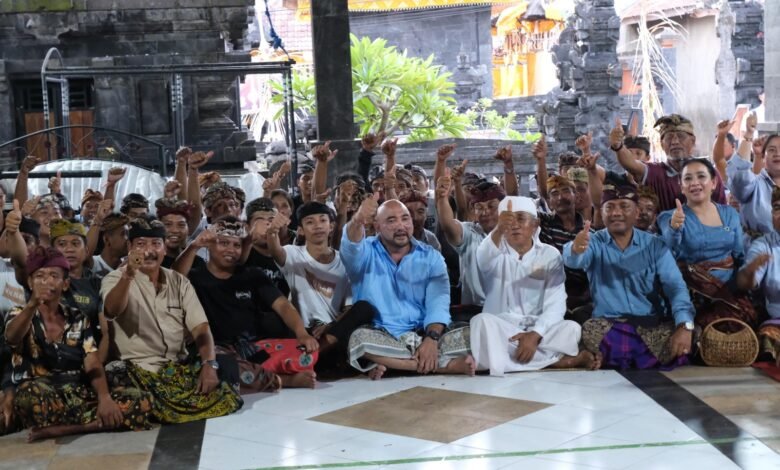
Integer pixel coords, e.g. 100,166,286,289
271,34,468,141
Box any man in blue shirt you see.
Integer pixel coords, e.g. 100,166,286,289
341,195,474,380
563,183,695,370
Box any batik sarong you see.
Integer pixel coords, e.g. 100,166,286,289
758,318,780,360
582,318,688,370
13,376,153,430
347,325,470,372
105,360,242,424
680,258,757,331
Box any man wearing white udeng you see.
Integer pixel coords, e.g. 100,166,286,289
470,196,601,375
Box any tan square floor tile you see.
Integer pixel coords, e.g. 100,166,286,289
46,453,152,470
0,434,58,464
311,386,551,443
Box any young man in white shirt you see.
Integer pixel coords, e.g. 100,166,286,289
266,201,373,355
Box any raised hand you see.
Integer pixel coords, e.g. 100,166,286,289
494,145,513,165
312,141,338,163
435,171,452,200
450,159,468,182
746,112,758,134
716,119,734,138
267,210,291,236
313,187,332,203
354,193,379,225
106,167,126,185
263,160,291,192
575,131,593,155
335,180,357,215
164,180,182,199
670,199,686,230
21,196,40,218
532,139,548,161
193,229,217,249
579,152,599,171
94,199,114,225
436,144,457,162
20,155,40,174
188,150,214,170
609,117,625,150
361,131,387,152
175,146,192,164
496,199,516,234
126,248,144,277
571,221,592,255
381,137,399,157
5,200,22,234
48,170,62,194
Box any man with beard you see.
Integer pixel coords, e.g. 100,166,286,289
242,197,290,296
342,196,475,380
177,216,320,390
537,175,593,324
564,183,695,370
437,176,504,312
613,114,726,211
471,197,600,375
101,217,242,423
400,191,440,251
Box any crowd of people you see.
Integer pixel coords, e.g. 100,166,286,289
0,110,779,442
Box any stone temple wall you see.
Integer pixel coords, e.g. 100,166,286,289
0,0,256,169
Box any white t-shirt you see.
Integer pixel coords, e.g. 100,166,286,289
0,259,24,318
278,245,351,326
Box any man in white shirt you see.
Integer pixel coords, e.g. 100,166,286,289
266,201,373,354
470,196,600,376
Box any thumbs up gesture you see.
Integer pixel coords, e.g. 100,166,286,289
5,199,22,234
670,199,685,230
572,221,592,255
496,199,517,235
609,117,625,150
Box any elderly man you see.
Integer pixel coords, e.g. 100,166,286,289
564,183,695,370
342,196,474,380
613,114,726,211
5,247,151,441
101,216,242,423
471,197,597,376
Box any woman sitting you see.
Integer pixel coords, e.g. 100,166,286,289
657,158,755,339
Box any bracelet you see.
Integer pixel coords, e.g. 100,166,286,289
610,143,624,152
503,167,515,174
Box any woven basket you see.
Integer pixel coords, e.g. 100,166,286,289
699,318,759,367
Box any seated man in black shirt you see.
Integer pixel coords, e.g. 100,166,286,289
242,197,290,296
175,216,320,390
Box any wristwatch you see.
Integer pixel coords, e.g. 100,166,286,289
204,359,220,370
679,321,694,331
425,330,442,341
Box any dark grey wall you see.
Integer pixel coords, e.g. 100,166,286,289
349,5,493,100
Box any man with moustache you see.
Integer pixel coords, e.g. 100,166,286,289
176,216,320,390
563,183,695,370
101,216,242,423
613,114,726,211
342,196,474,380
537,175,593,324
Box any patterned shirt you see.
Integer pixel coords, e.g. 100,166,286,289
5,303,97,384
538,211,592,307
644,162,726,212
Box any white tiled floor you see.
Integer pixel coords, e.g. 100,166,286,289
198,371,780,470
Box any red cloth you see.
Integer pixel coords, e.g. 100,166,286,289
255,339,318,374
752,361,780,382
645,162,726,212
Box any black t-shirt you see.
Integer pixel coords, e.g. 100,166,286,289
188,264,284,344
244,248,290,297
162,253,206,271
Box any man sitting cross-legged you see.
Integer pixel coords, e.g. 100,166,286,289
471,196,600,376
174,216,321,389
563,183,696,370
265,202,373,358
341,195,475,379
6,247,152,441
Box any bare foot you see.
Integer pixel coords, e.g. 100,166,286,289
440,355,477,376
27,427,45,442
281,370,317,389
368,364,386,380
549,350,602,370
